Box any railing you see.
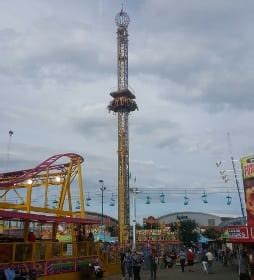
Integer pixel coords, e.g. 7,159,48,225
0,241,99,264
96,242,119,265
0,241,121,277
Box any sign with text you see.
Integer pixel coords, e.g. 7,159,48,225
242,156,254,179
228,227,249,239
241,155,254,225
227,226,254,243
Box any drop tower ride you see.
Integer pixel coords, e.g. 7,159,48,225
108,9,138,246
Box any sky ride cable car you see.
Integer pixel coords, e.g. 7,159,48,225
226,192,232,205
85,192,92,206
110,193,115,206
52,199,58,208
160,192,165,203
75,201,80,210
184,190,189,205
86,192,91,201
146,196,151,204
201,191,208,203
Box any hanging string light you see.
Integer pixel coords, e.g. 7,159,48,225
160,192,165,203
184,191,189,205
146,196,151,204
201,192,208,203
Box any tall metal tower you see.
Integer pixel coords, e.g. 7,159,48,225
108,8,138,246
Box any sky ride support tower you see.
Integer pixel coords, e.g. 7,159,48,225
108,9,138,246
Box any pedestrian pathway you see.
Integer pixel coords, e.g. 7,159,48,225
105,261,238,280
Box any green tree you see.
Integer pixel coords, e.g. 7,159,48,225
107,226,117,237
169,222,178,233
178,219,198,246
203,228,221,240
135,223,143,230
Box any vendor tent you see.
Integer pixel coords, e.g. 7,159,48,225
198,234,214,244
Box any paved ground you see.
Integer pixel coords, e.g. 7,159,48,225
105,262,238,280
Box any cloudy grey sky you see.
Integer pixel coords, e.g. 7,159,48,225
0,0,253,221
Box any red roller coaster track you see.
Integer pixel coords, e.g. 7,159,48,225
0,153,84,189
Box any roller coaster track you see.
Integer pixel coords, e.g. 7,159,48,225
0,153,84,189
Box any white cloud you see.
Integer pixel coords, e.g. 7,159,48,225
0,0,251,219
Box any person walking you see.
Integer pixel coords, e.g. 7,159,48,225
206,249,214,274
125,251,133,280
120,249,126,280
201,253,208,273
149,251,159,280
187,249,195,272
132,251,142,280
187,249,195,266
178,249,187,272
239,251,250,280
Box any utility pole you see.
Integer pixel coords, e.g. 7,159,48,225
130,187,140,250
99,179,106,241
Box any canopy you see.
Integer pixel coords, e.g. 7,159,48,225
198,234,214,244
0,210,99,225
94,232,117,243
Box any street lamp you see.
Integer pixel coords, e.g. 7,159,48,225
215,132,245,219
99,179,106,241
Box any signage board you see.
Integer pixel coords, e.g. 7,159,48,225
241,155,254,225
228,226,249,240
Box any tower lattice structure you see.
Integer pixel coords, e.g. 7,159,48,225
108,9,138,246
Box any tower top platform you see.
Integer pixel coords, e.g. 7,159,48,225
115,9,130,28
110,88,136,99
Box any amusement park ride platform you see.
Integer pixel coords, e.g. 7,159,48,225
0,153,86,217
0,153,120,279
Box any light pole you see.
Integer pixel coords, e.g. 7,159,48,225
216,133,245,219
99,179,106,241
130,187,140,251
6,130,14,172
231,156,245,219
216,160,245,218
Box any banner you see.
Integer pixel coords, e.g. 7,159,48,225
241,155,254,225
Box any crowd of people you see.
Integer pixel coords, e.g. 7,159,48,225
120,247,196,280
1,263,41,280
118,246,251,280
